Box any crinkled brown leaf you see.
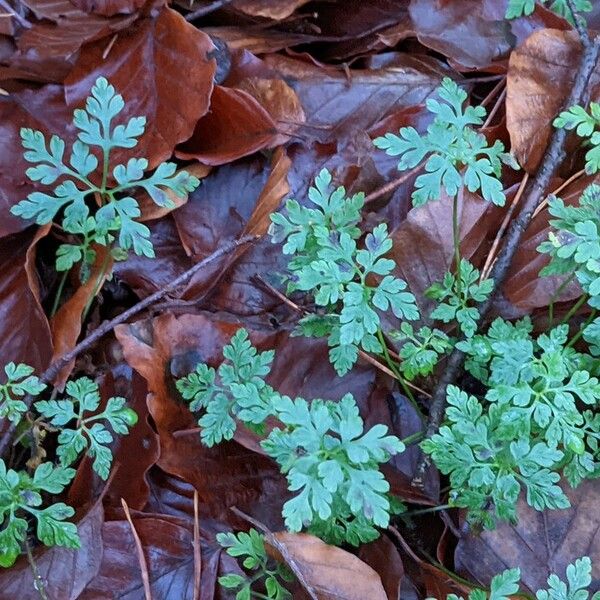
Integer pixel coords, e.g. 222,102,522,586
70,0,147,17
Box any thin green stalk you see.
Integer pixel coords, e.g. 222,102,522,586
453,192,462,299
560,293,589,326
376,328,425,422
567,308,597,349
50,270,69,318
401,430,425,446
402,503,451,518
549,272,576,326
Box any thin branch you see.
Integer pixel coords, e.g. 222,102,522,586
0,0,30,28
185,0,234,21
121,498,153,600
0,235,259,458
565,0,591,48
480,172,529,281
193,490,202,600
364,163,424,204
413,35,600,485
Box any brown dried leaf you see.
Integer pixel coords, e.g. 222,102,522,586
176,84,278,165
70,0,147,17
79,514,229,599
389,190,503,314
261,53,450,146
232,0,311,19
65,8,216,168
507,29,600,173
268,531,388,600
0,230,52,371
0,502,104,600
455,479,600,594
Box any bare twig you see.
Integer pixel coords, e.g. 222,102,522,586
364,164,424,204
565,0,591,48
121,498,152,600
24,537,48,600
185,0,234,21
413,35,600,485
193,490,201,600
0,235,259,457
0,0,30,28
482,87,507,129
480,172,529,281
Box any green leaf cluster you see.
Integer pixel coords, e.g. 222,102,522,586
505,0,592,26
422,385,570,528
390,323,453,380
262,393,404,542
177,328,404,545
0,460,78,567
426,259,494,337
175,328,277,446
373,77,515,207
35,376,138,480
218,529,293,600
430,556,599,600
554,104,600,174
538,184,600,307
11,77,200,280
269,168,419,376
427,319,600,526
0,362,45,424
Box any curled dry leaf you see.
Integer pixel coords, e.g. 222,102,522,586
17,0,145,79
267,531,388,600
69,0,148,17
50,246,113,388
65,7,217,168
176,84,278,165
455,478,600,594
507,29,600,173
